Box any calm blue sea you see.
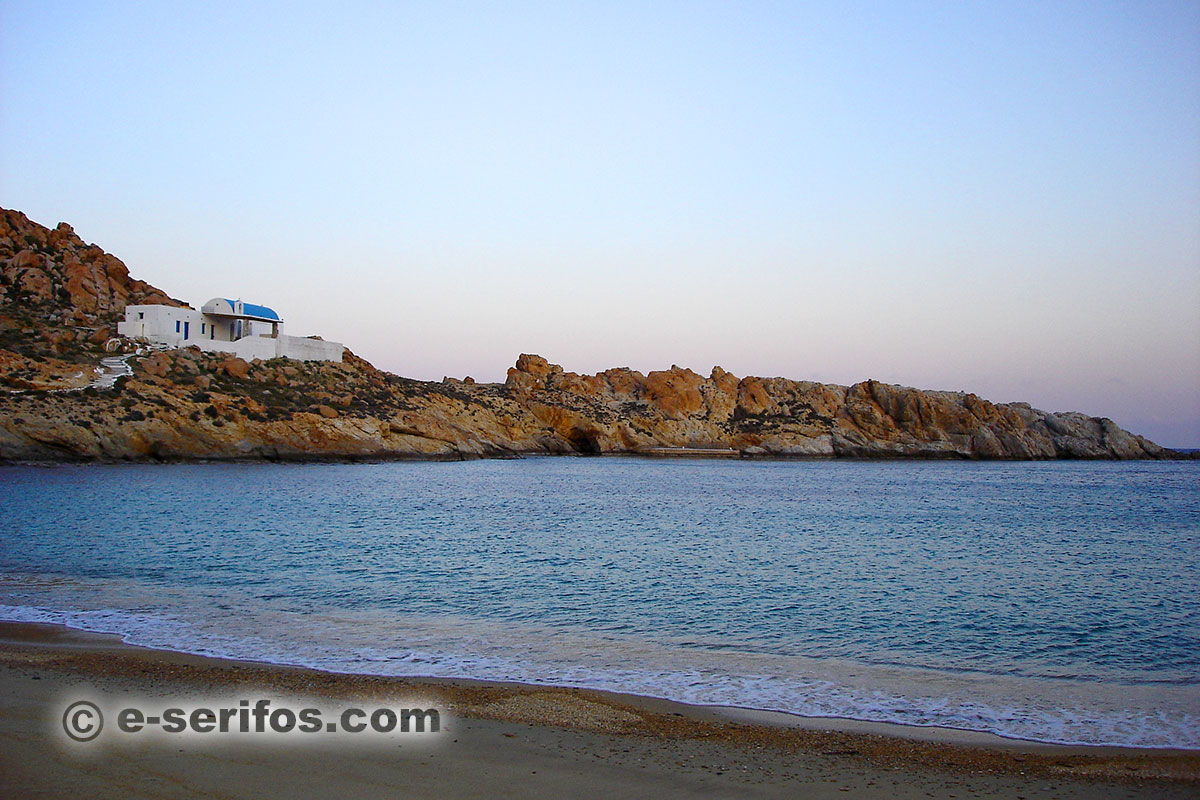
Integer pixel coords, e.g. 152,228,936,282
1,459,1197,747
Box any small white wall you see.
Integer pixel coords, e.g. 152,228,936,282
202,334,343,362
225,336,279,361
278,335,343,361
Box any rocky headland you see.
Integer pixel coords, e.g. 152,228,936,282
0,207,1182,461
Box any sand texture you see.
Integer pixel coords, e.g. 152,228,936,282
0,622,1196,799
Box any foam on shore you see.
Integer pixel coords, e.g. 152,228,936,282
2,586,1196,750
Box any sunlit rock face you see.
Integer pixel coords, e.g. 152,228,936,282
0,207,1179,462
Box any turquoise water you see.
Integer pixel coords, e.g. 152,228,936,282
0,459,1197,746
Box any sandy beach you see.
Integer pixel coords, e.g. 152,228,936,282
0,621,1195,799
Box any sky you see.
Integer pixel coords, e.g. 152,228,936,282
2,1,1198,446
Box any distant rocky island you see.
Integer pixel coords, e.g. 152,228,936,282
0,207,1183,462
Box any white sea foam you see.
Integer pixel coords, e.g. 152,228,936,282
2,580,1197,749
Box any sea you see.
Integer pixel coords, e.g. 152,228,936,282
0,458,1197,748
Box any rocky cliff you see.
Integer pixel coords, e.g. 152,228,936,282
0,208,186,392
0,208,1181,461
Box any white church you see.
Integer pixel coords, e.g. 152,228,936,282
118,298,344,362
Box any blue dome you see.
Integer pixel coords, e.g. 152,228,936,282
222,299,280,321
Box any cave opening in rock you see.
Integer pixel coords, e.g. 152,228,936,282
566,427,601,454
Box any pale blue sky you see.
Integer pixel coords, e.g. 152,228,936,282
3,1,1198,445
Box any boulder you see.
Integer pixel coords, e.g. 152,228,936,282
217,357,251,379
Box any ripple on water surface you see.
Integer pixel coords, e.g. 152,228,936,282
0,459,1197,746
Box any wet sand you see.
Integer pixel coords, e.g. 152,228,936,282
0,621,1196,799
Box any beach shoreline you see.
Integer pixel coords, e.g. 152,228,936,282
1,620,1196,798
3,448,1199,466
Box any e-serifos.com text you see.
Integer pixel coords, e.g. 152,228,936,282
61,698,440,743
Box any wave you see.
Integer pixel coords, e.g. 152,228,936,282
3,597,1197,750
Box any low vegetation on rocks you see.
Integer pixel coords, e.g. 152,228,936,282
0,207,1183,462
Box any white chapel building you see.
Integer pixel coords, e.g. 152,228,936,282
118,298,344,362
